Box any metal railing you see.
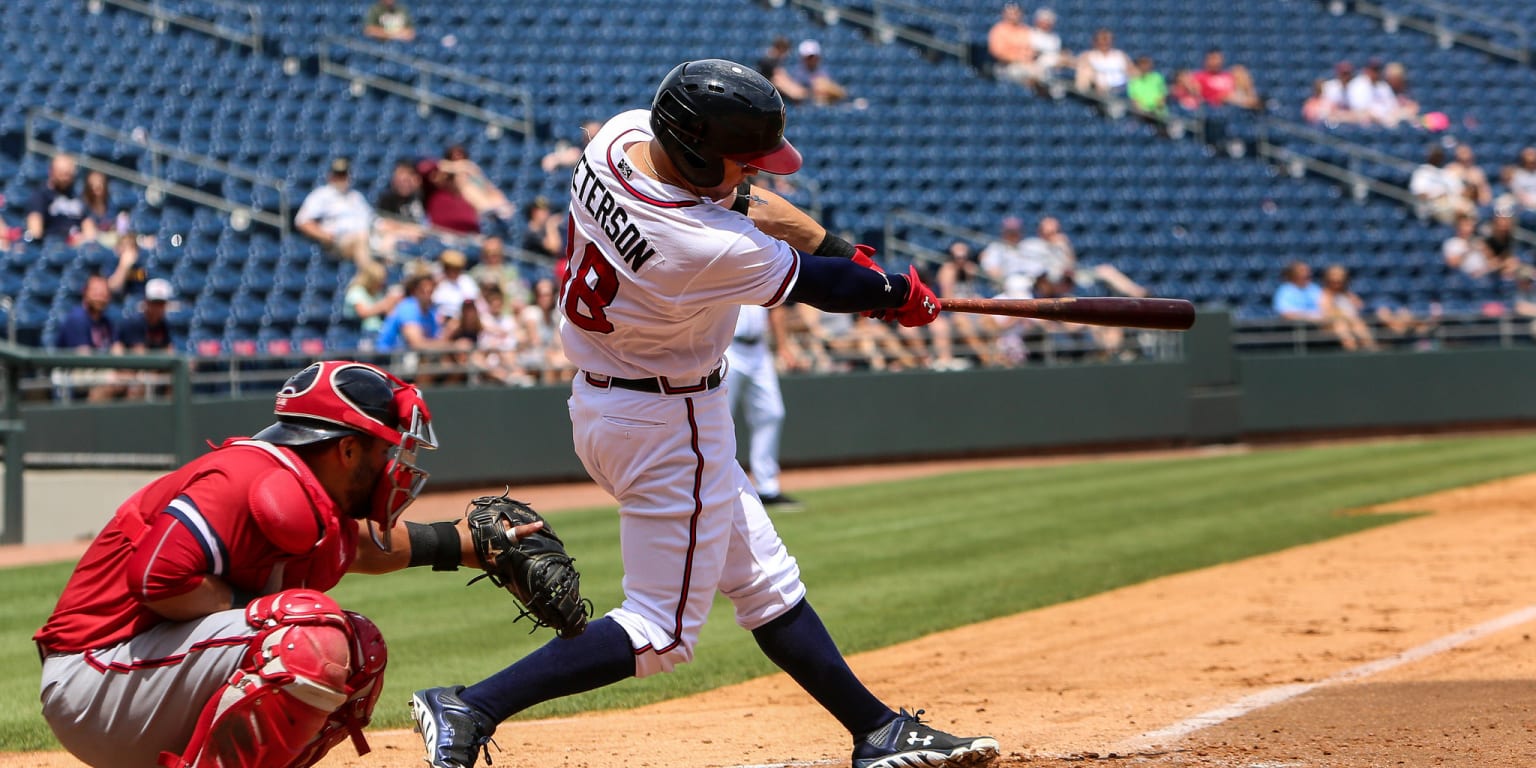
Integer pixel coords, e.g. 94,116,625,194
883,208,999,282
1347,0,1530,65
1254,117,1536,248
318,37,535,140
26,108,293,236
89,0,263,53
779,0,969,62
1234,312,1536,355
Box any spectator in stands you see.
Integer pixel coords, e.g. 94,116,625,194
1321,61,1353,114
1380,62,1420,127
118,277,175,354
295,157,379,271
1498,146,1536,212
442,297,483,383
1318,265,1378,352
1027,9,1071,88
1074,28,1131,95
440,144,516,223
758,36,810,104
987,3,1036,88
375,158,427,225
1190,49,1248,109
53,274,124,401
81,170,126,247
1168,69,1202,112
1127,56,1168,118
935,240,999,368
1447,143,1493,211
1272,261,1324,322
788,40,848,106
105,231,149,300
1511,266,1536,321
1442,214,1490,278
1346,58,1401,127
470,236,531,306
541,120,603,174
343,261,403,351
1479,210,1524,279
416,158,481,235
375,271,465,355
519,195,563,261
1302,80,1334,126
1019,215,1076,291
475,281,531,386
430,248,480,325
364,0,415,42
27,154,92,244
519,277,572,384
979,216,1029,285
1409,146,1473,225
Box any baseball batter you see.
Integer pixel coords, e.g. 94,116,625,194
34,361,538,768
411,60,998,768
725,303,799,508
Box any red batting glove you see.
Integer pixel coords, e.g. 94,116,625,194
884,266,941,327
850,244,883,273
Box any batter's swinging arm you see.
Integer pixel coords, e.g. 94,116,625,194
939,297,1197,331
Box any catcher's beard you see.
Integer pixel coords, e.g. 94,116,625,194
344,457,382,520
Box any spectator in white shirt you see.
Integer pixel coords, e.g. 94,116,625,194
294,157,378,271
1500,146,1536,212
1410,146,1474,224
1075,28,1131,95
431,248,481,325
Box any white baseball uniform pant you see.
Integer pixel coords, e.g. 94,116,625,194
569,373,807,678
724,338,787,497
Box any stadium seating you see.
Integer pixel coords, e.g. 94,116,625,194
0,0,1526,351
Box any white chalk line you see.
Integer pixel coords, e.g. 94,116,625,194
1111,604,1536,755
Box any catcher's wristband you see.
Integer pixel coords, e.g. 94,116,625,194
405,521,462,571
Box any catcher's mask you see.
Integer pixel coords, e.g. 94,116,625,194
650,59,802,189
253,360,438,551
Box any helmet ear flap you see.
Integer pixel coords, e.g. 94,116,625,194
651,89,726,188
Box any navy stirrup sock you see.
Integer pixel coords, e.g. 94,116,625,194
459,616,636,723
752,600,896,736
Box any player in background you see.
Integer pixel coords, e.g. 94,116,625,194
726,303,801,509
411,60,998,768
34,360,542,768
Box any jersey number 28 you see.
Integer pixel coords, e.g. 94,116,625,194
563,243,619,333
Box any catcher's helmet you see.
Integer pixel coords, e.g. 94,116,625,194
650,59,802,189
254,360,438,551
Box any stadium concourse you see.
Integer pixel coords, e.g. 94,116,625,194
3,0,1536,374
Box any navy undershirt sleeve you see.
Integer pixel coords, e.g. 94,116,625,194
787,253,910,313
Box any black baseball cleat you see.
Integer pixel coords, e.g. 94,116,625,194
410,686,498,768
759,493,805,511
852,709,1000,768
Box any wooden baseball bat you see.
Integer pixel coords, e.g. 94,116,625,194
939,297,1196,331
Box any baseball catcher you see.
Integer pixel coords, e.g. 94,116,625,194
465,493,589,638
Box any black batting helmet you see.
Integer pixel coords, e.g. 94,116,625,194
650,59,803,189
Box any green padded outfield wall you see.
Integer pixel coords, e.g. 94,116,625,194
13,313,1536,485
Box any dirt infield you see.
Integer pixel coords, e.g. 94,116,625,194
9,448,1536,768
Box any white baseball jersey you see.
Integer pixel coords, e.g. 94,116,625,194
560,110,800,381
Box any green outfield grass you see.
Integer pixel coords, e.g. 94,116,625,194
5,433,1536,750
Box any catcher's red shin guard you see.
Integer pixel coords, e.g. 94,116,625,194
158,592,387,768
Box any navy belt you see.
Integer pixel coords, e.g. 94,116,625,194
733,335,763,345
584,366,724,395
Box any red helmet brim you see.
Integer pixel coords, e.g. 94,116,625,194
728,139,802,176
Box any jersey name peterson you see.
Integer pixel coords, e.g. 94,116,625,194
571,155,658,271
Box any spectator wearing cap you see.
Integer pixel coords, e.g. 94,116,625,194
758,36,810,104
118,277,176,353
1027,9,1072,88
295,157,380,271
431,248,481,327
787,40,848,106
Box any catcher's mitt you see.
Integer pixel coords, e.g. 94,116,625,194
465,493,590,638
